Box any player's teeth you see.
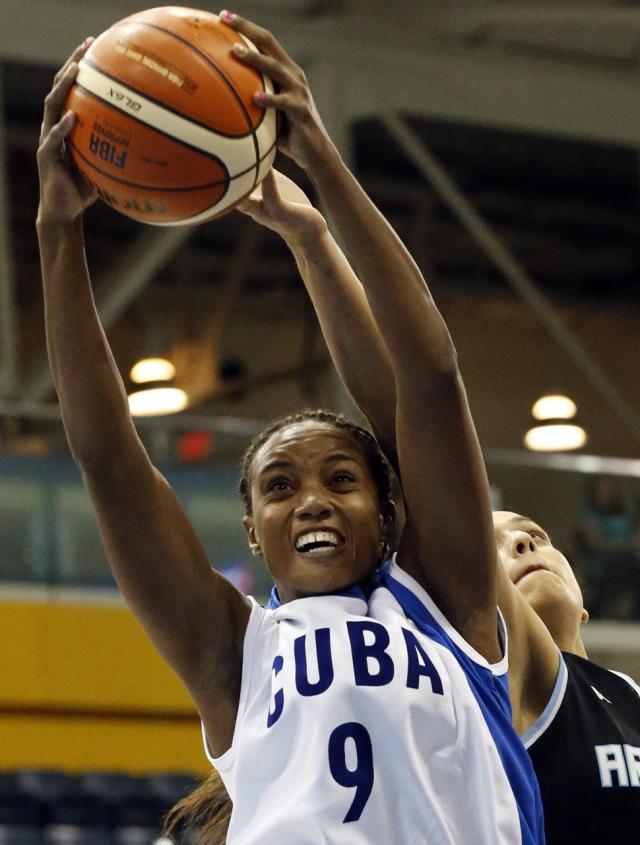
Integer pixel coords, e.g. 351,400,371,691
295,531,339,551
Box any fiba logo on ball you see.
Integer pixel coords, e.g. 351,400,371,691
64,6,277,225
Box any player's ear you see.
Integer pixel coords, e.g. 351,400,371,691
243,515,263,557
377,502,396,563
380,501,396,538
581,607,589,624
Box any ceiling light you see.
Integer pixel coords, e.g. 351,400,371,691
531,393,577,421
130,357,176,384
524,422,587,452
128,386,188,417
128,357,186,416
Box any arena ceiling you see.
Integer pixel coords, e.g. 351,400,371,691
1,0,640,461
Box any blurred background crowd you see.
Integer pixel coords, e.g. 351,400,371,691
575,475,640,620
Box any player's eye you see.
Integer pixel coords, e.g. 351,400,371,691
267,478,292,492
332,471,356,485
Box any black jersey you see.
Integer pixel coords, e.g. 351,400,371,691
524,651,640,844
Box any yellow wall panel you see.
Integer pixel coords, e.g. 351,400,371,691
0,597,211,772
0,603,47,703
39,603,193,711
0,713,210,774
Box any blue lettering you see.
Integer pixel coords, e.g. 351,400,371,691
267,655,284,728
99,139,112,162
295,628,334,696
348,621,394,686
402,628,444,694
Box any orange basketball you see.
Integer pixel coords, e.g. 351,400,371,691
64,6,277,225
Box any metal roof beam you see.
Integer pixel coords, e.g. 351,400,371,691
381,112,640,446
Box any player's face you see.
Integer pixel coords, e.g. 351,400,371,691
493,511,587,624
244,422,385,603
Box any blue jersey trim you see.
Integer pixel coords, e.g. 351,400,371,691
267,585,281,609
380,567,546,845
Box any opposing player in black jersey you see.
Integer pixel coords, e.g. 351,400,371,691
495,509,640,843
231,143,640,844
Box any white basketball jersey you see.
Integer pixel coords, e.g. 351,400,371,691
203,560,544,844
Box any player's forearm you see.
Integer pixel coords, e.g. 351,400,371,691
306,142,501,626
37,219,142,468
307,143,458,387
288,228,397,448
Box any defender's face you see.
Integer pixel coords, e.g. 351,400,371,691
244,421,385,603
493,510,585,621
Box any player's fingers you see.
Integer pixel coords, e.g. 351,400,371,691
45,37,93,137
253,90,306,118
260,169,281,204
78,171,99,205
41,62,80,142
219,11,292,66
235,199,256,216
38,110,76,162
269,170,312,206
235,190,263,219
231,42,294,88
52,37,93,86
240,172,288,216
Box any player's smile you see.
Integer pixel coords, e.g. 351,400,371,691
294,528,346,557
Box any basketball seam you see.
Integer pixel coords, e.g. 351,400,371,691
106,19,265,138
170,140,278,225
130,19,268,139
82,57,251,141
72,82,231,187
115,19,262,191
67,132,275,193
257,136,278,166
68,133,268,193
151,174,266,224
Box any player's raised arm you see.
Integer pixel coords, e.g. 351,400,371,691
237,170,398,466
36,45,250,754
224,12,498,657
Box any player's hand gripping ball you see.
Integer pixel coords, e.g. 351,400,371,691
64,6,277,225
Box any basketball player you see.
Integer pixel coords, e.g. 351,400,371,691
495,510,640,843
37,37,544,845
223,14,640,840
